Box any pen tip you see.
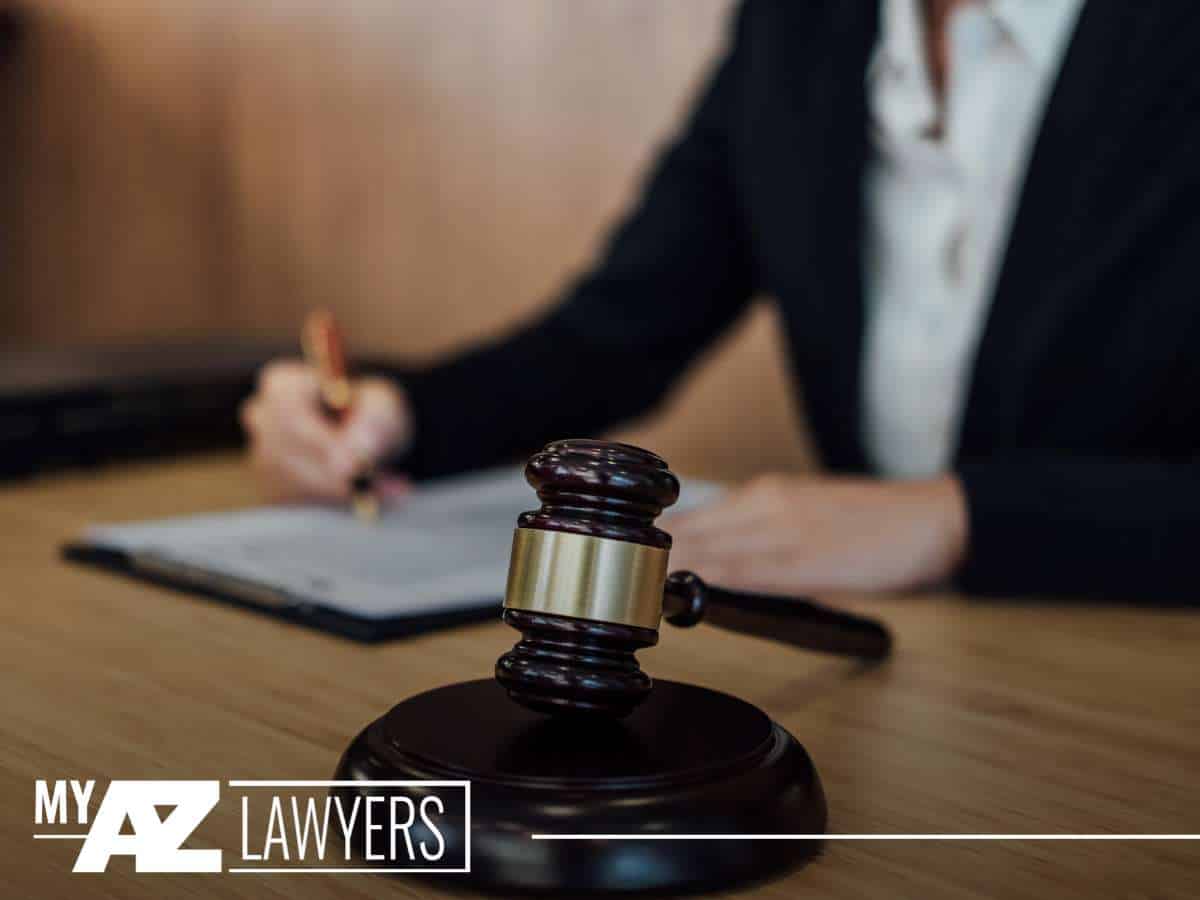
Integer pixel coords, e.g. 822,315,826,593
352,492,380,523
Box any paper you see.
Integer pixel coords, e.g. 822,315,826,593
84,467,722,621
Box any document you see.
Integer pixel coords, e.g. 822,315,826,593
75,467,721,632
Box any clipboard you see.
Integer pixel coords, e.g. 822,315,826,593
61,466,723,644
62,542,498,643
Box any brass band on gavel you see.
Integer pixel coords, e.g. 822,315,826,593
503,527,669,631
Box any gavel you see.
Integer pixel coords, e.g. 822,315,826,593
496,439,892,717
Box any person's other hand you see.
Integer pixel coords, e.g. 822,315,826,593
665,473,967,595
240,360,413,504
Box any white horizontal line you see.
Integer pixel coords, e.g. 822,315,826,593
227,868,469,874
227,780,469,788
531,834,1200,841
32,834,88,840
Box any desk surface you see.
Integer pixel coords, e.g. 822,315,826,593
2,455,1198,898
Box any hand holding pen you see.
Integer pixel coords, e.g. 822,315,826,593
240,310,414,514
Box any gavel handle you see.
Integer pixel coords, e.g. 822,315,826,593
662,571,892,661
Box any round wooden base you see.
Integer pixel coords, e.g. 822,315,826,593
333,678,825,893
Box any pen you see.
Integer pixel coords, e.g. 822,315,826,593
301,309,380,522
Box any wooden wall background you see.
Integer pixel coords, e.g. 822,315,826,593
2,0,816,479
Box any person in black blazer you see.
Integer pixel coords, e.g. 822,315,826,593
243,1,1198,603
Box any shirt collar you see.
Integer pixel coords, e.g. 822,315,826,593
869,0,1087,78
868,0,925,82
990,0,1086,72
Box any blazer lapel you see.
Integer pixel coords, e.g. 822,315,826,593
956,2,1168,460
759,0,879,471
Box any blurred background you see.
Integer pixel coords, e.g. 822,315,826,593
1,0,817,480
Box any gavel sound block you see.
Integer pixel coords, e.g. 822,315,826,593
333,440,892,893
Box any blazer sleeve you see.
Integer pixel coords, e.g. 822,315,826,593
956,456,1198,603
395,2,756,478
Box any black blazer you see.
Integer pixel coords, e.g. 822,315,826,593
398,1,1200,603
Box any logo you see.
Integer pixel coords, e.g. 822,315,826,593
34,779,470,874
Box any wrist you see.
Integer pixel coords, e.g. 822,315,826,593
925,473,968,581
889,474,969,587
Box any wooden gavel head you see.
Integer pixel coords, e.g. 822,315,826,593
495,439,893,718
495,439,678,717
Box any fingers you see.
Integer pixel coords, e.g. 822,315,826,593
374,474,413,501
257,359,320,412
668,475,795,546
667,474,823,593
667,473,960,595
242,359,355,503
341,378,413,467
277,402,349,472
256,443,352,504
243,398,351,504
242,361,416,505
671,532,830,595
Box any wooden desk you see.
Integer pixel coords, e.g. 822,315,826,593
3,456,1198,897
